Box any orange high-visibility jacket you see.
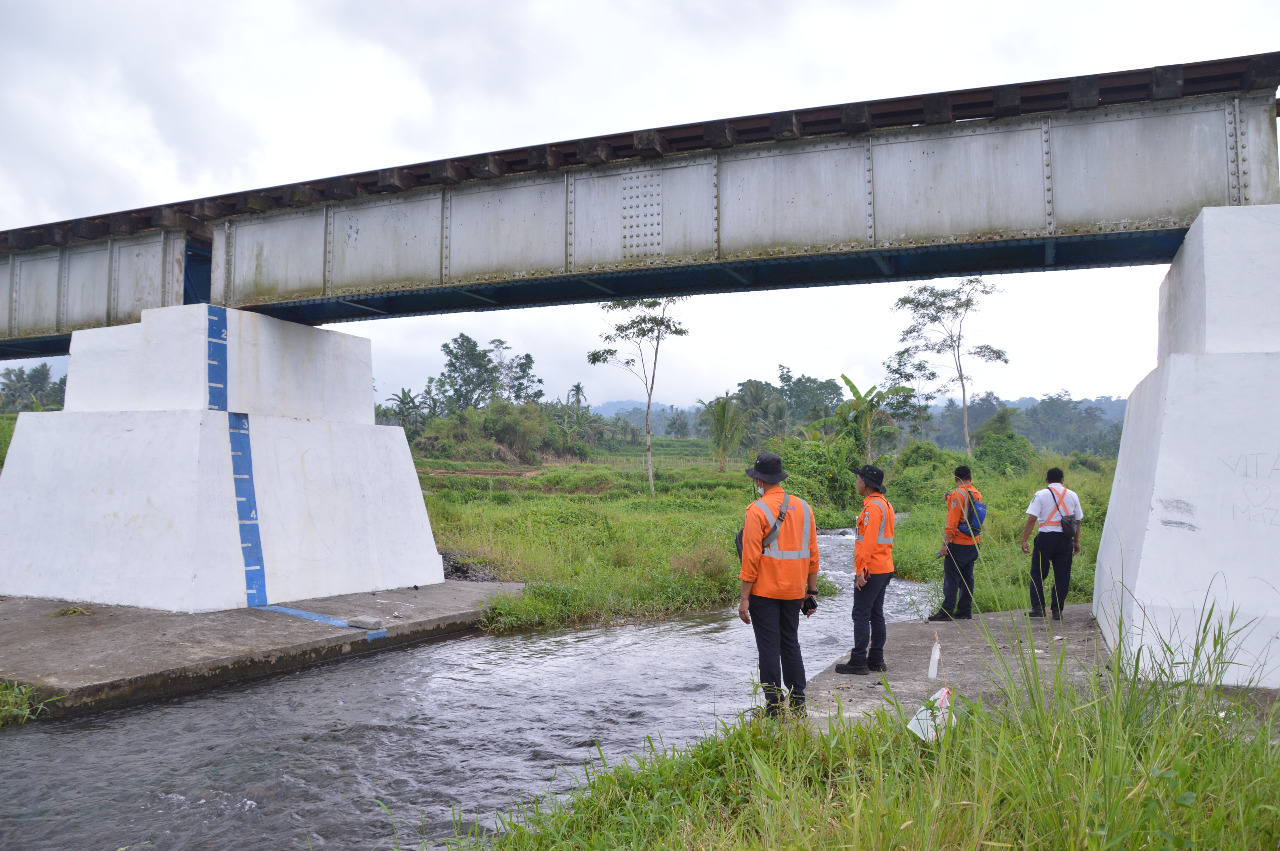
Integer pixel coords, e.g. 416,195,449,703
945,483,983,546
855,491,896,575
739,488,820,600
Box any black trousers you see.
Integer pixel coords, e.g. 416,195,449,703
941,543,978,617
748,595,806,709
1030,531,1073,613
850,571,894,664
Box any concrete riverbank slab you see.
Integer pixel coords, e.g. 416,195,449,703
807,604,1105,723
0,579,521,716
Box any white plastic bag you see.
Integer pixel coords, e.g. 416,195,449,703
907,686,956,742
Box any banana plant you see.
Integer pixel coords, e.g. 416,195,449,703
810,376,912,465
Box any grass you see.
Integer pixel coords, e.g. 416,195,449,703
0,412,15,470
423,442,1113,632
433,616,1280,850
0,680,57,728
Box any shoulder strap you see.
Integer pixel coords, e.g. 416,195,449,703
761,494,790,550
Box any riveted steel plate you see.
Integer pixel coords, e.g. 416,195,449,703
328,192,444,295
872,125,1046,244
65,246,111,331
113,234,169,324
446,177,566,282
720,141,871,258
1051,108,1230,230
570,172,624,269
16,252,61,336
0,258,11,335
659,160,717,260
229,210,326,304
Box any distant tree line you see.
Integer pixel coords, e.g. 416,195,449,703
0,364,66,413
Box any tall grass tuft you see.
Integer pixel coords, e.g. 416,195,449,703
439,615,1280,849
0,680,57,727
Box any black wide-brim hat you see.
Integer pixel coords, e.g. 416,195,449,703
853,463,886,491
746,451,789,483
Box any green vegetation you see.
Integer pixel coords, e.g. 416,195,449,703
440,622,1280,850
423,429,1109,631
0,680,57,727
0,412,15,469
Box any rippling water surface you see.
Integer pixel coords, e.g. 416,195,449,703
0,533,928,849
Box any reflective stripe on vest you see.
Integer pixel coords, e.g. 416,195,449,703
751,495,813,560
1044,485,1069,528
854,494,894,545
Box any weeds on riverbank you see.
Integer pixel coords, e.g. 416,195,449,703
445,616,1280,850
0,680,56,727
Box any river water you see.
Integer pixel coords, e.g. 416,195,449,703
0,533,929,849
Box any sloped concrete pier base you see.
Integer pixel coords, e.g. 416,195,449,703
0,304,444,612
1095,206,1280,688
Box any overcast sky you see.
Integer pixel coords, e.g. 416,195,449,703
2,1,1277,408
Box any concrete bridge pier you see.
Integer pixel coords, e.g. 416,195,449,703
1095,204,1280,687
0,304,443,612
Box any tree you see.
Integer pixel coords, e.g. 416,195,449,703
383,388,426,439
588,297,688,496
881,349,939,443
666,408,690,439
777,366,843,427
893,276,1008,455
567,382,587,407
813,376,910,464
698,393,747,472
439,333,497,412
0,363,63,413
489,338,545,403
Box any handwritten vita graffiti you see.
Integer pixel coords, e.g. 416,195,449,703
1220,453,1280,527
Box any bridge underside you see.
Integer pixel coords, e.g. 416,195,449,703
250,228,1186,326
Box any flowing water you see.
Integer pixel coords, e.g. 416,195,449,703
0,533,929,850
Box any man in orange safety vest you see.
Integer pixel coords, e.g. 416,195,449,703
738,451,820,717
836,464,896,676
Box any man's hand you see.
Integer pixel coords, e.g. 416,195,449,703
738,598,751,624
937,544,949,559
1020,539,1030,554
1072,539,1081,555
856,569,868,589
802,594,818,617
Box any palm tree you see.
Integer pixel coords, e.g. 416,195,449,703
385,389,425,434
698,394,748,473
567,382,587,407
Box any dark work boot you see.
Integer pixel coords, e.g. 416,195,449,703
927,609,953,622
1051,609,1062,621
867,656,888,673
1028,609,1046,618
835,658,870,675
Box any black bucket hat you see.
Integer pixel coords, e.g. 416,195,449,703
853,463,886,492
746,451,789,483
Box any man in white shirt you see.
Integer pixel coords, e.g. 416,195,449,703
1019,467,1083,620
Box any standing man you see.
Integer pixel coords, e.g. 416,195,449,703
836,465,896,676
1020,467,1083,620
738,452,820,717
929,465,982,622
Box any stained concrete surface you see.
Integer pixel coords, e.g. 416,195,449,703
807,603,1105,722
0,580,520,716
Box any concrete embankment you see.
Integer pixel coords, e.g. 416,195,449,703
0,580,520,716
807,604,1105,722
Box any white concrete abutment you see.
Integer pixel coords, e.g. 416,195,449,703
1096,204,1280,688
0,305,443,612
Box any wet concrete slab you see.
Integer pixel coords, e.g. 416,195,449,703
808,603,1105,724
0,580,521,716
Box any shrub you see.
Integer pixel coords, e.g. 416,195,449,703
974,432,1036,475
